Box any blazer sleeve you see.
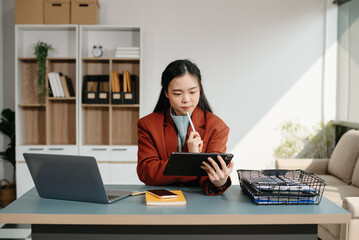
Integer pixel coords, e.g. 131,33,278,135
199,125,232,196
137,119,197,185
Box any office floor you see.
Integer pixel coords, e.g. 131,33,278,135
0,224,31,239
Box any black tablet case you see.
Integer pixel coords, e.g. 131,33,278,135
163,152,233,176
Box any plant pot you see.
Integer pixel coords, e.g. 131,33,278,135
0,179,16,208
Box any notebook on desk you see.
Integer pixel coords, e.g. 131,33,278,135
23,153,132,204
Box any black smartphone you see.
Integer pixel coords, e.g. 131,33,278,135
147,189,178,199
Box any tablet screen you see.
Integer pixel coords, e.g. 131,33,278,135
163,152,233,176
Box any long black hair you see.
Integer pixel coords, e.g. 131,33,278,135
153,59,212,113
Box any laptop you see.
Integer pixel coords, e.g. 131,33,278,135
23,153,132,204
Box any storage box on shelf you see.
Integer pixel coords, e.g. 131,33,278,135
15,0,44,24
44,0,71,24
71,0,100,24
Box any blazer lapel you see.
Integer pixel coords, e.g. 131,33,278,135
164,109,179,158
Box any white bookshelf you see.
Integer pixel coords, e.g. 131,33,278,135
15,25,143,197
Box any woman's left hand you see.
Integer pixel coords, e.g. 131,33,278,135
201,155,234,187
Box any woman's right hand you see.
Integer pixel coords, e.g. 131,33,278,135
187,131,203,153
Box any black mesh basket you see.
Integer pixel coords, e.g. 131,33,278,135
237,169,326,205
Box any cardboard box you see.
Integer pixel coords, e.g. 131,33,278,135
44,0,71,24
15,0,44,24
71,0,100,24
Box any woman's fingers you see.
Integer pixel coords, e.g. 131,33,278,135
187,131,203,153
217,155,228,171
188,131,201,139
201,165,219,181
188,131,196,139
206,157,221,173
202,155,234,187
202,161,223,179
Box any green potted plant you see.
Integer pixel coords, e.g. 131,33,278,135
34,41,53,105
274,120,335,159
0,108,16,207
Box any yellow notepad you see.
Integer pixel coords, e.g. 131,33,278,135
145,190,187,206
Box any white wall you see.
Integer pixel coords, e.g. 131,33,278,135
0,0,3,152
337,0,359,122
100,0,337,183
1,0,15,146
0,0,337,184
1,0,15,182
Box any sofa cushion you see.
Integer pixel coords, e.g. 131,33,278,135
318,175,348,186
328,130,359,183
351,156,359,187
323,185,359,206
319,224,339,240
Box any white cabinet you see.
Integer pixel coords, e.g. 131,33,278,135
78,26,142,187
16,145,78,161
15,25,143,197
16,162,34,197
98,163,111,184
110,145,137,161
110,163,142,184
79,145,110,161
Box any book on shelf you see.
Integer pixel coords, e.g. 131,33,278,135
115,53,140,59
115,46,140,58
55,73,65,97
145,190,186,206
65,76,75,97
111,71,116,92
47,72,58,97
122,70,132,92
111,71,120,92
126,71,131,92
60,75,70,97
115,47,140,51
47,72,75,98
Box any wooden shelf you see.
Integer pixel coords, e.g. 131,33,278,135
111,104,139,108
48,57,76,61
111,107,139,145
18,57,36,61
23,107,46,145
18,57,76,61
48,100,76,145
18,104,44,108
83,107,109,145
48,97,76,101
82,104,110,108
83,57,140,61
16,25,78,146
82,104,139,108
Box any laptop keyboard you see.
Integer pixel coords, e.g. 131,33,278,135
105,190,130,202
107,195,119,201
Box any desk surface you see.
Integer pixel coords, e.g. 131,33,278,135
0,185,351,225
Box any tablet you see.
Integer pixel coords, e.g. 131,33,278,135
163,152,234,176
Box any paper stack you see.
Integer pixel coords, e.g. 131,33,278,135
115,47,140,59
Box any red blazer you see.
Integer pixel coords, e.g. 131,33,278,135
137,107,231,195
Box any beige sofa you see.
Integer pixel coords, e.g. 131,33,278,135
276,129,359,240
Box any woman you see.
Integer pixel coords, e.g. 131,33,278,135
137,59,234,195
